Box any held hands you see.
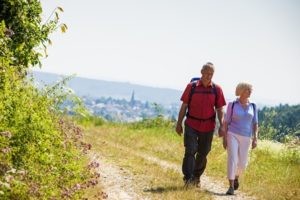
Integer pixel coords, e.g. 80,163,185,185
218,126,225,137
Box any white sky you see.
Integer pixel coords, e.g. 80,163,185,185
38,0,300,105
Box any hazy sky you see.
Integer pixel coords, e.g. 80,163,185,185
38,0,300,105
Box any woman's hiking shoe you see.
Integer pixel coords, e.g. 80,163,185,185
226,187,234,195
234,178,239,190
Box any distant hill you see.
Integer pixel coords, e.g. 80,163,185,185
31,71,182,106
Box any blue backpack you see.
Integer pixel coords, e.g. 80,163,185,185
186,77,218,121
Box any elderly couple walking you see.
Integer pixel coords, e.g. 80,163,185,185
175,62,258,195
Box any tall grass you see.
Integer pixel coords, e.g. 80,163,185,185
84,122,211,199
208,137,300,200
84,118,300,199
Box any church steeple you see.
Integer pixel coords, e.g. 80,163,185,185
130,90,135,106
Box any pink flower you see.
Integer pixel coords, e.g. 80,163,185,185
0,131,12,138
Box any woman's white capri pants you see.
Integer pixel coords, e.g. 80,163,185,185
227,131,252,180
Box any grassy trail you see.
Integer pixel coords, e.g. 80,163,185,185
83,124,260,200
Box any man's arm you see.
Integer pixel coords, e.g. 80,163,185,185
216,107,225,137
222,121,228,149
176,103,188,136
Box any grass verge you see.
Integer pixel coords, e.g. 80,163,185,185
84,122,300,199
84,124,212,200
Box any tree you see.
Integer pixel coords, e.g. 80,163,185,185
0,0,66,74
258,104,300,141
0,1,97,199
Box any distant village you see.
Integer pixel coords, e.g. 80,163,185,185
82,91,180,122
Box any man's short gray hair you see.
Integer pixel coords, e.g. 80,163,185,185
201,62,215,72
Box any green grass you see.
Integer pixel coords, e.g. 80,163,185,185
83,124,212,200
83,122,300,200
243,147,300,199
208,137,300,200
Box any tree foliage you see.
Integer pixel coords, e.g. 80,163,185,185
258,104,300,142
0,1,98,199
0,0,66,72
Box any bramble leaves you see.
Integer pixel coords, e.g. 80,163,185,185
0,0,99,199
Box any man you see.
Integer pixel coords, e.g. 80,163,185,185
176,62,226,188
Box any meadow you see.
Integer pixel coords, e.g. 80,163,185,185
83,118,300,200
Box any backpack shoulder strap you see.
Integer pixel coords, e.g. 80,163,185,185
186,82,196,119
188,82,197,106
212,82,218,104
229,101,236,124
251,103,257,121
251,103,256,111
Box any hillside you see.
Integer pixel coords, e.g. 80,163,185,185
31,71,182,106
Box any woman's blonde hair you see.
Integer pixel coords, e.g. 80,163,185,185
235,82,253,96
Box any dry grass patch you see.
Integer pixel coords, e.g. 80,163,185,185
83,123,300,200
84,125,212,200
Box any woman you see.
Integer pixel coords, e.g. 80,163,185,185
222,82,258,195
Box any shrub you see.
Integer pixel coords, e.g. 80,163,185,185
129,116,175,129
0,67,99,199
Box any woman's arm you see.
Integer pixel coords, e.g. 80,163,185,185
222,121,229,149
252,123,258,149
216,107,225,136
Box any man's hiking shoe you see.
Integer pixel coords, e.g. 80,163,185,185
234,178,239,190
193,179,201,188
226,187,234,195
183,178,201,189
183,178,194,189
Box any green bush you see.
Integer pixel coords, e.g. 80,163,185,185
0,0,100,198
0,67,98,199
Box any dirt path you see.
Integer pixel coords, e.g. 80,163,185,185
89,153,146,200
89,142,256,200
134,152,255,200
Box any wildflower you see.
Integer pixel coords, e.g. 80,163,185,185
4,175,13,183
1,147,11,154
0,181,10,189
0,131,12,138
4,28,14,37
7,168,16,174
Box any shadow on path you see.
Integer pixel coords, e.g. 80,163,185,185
143,185,235,198
204,189,235,197
143,186,186,193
